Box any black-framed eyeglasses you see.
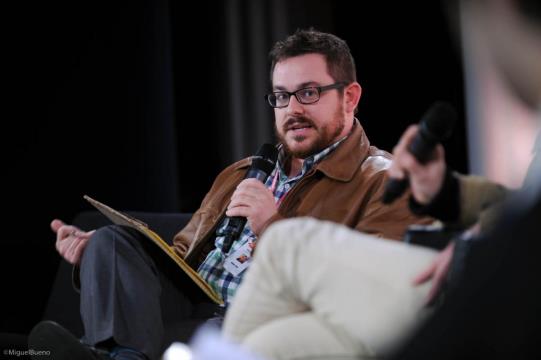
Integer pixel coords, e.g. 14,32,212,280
265,82,347,108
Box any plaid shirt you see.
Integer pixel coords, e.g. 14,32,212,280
197,137,347,305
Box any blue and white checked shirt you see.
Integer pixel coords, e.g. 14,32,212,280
197,137,347,305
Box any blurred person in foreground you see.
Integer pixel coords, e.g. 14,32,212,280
219,0,541,359
394,0,540,358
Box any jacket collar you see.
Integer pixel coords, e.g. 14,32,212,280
315,118,370,182
234,157,252,170
234,118,370,182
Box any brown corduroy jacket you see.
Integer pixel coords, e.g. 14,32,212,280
173,120,430,268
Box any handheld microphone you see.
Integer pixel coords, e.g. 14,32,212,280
221,143,279,253
382,101,457,204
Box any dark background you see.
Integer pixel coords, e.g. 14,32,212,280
2,0,465,334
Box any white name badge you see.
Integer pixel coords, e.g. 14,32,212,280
223,240,256,277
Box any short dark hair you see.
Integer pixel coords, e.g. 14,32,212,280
269,29,357,86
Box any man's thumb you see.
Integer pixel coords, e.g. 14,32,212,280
50,219,65,233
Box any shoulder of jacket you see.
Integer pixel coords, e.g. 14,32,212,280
221,157,252,173
361,146,393,174
209,157,251,185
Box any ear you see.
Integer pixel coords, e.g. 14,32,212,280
344,82,362,113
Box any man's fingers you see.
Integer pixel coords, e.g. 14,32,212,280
422,243,455,305
56,231,94,264
390,151,422,179
425,275,445,306
50,219,65,233
226,205,250,218
57,225,94,240
65,235,82,257
433,144,445,160
235,179,268,193
394,125,419,154
413,262,443,306
424,259,451,306
71,229,96,239
55,237,68,254
238,178,266,186
57,225,78,239
389,125,421,179
230,192,258,207
412,262,436,285
387,164,406,180
71,238,90,265
56,236,74,258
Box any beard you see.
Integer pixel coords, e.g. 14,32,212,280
275,107,346,159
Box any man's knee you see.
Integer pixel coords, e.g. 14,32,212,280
241,314,362,360
242,323,291,360
83,225,138,261
259,218,317,253
259,217,342,259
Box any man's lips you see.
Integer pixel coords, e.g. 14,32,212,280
286,122,313,131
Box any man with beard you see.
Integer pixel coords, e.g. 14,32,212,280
29,29,427,360
220,1,541,359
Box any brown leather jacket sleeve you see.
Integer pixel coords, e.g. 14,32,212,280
172,159,248,260
353,166,432,240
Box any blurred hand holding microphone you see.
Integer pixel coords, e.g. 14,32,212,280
382,101,457,204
